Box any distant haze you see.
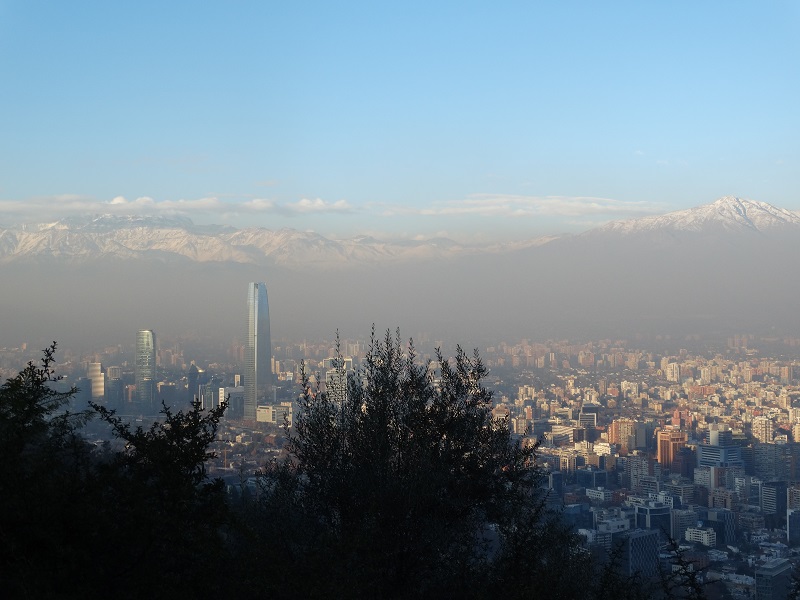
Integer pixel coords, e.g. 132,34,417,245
2,197,799,350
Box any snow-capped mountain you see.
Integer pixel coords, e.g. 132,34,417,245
0,215,488,266
0,197,797,267
586,196,800,237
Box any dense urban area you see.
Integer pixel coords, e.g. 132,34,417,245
5,330,800,598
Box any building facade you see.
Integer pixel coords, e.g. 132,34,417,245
135,329,156,413
87,362,105,401
657,428,687,471
755,558,791,600
245,282,272,421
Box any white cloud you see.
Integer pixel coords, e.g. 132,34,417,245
241,198,277,212
286,198,353,214
0,194,354,223
0,192,659,236
388,195,663,220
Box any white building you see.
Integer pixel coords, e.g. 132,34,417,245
685,526,716,547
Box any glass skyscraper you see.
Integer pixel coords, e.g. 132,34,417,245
245,282,272,421
135,329,156,413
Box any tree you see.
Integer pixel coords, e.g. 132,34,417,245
241,330,587,598
0,341,88,457
789,559,800,600
0,342,231,598
657,538,708,600
0,343,97,598
89,399,230,598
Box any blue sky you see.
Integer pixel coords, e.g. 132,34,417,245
1,1,798,241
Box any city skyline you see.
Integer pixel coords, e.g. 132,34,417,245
1,3,798,241
4,3,800,590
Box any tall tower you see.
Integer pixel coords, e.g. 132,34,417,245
87,362,105,402
245,282,272,421
135,329,157,413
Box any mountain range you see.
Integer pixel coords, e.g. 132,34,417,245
2,196,799,348
3,196,797,268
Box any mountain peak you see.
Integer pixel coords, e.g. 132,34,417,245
589,196,800,237
711,195,744,206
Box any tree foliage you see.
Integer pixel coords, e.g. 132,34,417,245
0,343,230,598
89,400,230,598
0,343,96,598
238,330,589,598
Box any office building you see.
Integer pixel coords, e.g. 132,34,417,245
576,467,607,489
245,282,272,421
616,529,660,578
105,366,123,411
753,416,774,444
762,481,788,516
787,509,800,546
755,558,791,600
609,418,646,453
671,508,698,542
135,329,156,413
623,454,652,492
634,501,671,538
657,428,687,471
219,385,245,420
325,363,355,406
696,507,736,546
697,443,744,469
685,526,716,547
87,362,105,401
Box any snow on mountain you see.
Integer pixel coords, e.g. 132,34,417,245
0,197,795,267
587,196,800,237
0,216,491,266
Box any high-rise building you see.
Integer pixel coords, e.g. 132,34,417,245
698,424,744,469
324,356,355,406
87,362,105,401
671,508,698,542
105,366,123,411
753,416,774,444
762,481,788,516
135,329,156,413
245,282,272,421
615,529,659,578
657,428,687,471
788,509,800,546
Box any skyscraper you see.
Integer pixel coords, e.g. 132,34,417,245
135,329,156,413
87,362,105,401
245,282,272,421
105,366,123,411
656,428,687,471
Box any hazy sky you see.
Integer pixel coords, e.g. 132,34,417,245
1,1,798,241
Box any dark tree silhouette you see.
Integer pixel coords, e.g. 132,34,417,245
239,330,592,598
90,399,230,598
0,342,231,598
0,343,96,598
